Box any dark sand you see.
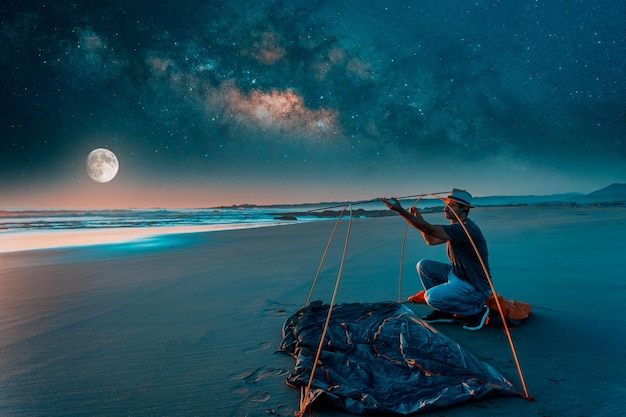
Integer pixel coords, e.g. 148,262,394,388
1,206,625,416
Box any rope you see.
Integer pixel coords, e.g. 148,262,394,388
398,223,408,303
307,191,450,212
305,205,349,306
432,195,532,400
397,196,425,302
298,205,353,416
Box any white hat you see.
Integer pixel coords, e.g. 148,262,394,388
446,189,474,208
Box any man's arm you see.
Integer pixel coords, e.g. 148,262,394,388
381,198,450,243
420,230,447,246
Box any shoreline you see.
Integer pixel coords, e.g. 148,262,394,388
0,222,291,254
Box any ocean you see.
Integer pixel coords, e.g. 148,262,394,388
2,193,622,253
0,198,430,236
0,208,303,233
0,207,329,253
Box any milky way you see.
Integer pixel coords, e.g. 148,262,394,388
1,1,625,207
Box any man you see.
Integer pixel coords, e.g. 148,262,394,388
381,189,491,331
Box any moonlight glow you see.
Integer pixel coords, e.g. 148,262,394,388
86,148,119,183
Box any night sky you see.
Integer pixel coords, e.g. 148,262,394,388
1,1,625,208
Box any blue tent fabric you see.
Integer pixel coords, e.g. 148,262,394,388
280,301,517,415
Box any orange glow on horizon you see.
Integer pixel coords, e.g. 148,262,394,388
0,181,352,209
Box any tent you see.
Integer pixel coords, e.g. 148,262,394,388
280,301,518,415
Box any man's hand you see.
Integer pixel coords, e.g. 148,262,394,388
408,206,423,218
381,197,403,212
383,197,449,243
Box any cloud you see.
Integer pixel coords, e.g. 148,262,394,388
204,81,341,138
62,27,128,80
248,30,287,65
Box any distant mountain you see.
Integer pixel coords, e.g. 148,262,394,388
588,183,626,195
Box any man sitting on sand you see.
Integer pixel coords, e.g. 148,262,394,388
381,189,491,331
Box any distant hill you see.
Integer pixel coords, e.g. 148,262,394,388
588,183,626,195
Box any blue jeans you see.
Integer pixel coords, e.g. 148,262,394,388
416,259,489,316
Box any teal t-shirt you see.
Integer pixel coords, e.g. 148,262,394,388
442,218,491,295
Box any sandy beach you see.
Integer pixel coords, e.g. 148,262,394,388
1,205,625,417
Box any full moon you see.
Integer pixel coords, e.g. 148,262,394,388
86,148,119,183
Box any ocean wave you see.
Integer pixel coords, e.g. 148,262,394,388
0,208,308,233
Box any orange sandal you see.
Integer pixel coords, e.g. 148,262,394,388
407,290,426,303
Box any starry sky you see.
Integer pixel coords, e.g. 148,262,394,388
1,0,625,208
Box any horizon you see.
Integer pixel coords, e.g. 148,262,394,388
2,184,623,211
